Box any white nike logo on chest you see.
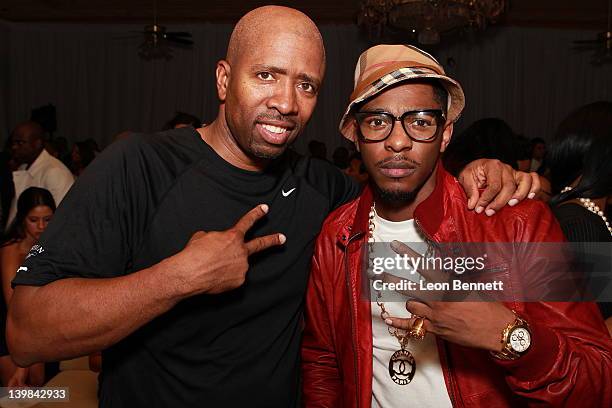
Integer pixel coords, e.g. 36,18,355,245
282,188,296,197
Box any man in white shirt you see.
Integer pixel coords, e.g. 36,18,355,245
6,121,74,228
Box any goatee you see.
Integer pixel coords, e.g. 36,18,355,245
250,146,284,160
373,184,418,205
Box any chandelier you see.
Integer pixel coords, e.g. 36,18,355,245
358,0,506,44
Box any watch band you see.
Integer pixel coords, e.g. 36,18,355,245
490,311,530,361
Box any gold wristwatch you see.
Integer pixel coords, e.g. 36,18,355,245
490,311,531,361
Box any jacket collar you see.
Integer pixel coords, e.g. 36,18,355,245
338,161,450,245
413,161,449,237
336,182,373,246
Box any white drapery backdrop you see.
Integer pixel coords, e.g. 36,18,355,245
1,21,611,155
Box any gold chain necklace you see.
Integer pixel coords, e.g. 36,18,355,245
368,203,419,385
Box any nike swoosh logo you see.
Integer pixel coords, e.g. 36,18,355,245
282,188,296,197
17,266,28,273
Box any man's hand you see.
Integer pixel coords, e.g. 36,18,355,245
385,301,515,352
164,204,285,296
458,159,540,216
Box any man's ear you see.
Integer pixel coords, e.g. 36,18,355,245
216,60,231,101
439,122,453,153
350,118,360,152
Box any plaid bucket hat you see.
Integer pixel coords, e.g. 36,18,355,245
339,44,466,142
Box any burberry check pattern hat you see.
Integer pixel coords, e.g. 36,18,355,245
339,44,466,142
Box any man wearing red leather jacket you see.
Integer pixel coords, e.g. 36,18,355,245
301,44,612,407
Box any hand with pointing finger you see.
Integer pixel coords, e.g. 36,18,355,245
164,204,285,296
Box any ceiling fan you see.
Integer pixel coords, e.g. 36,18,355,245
572,0,612,65
131,0,194,60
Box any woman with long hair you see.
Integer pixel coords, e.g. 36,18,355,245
548,101,612,196
550,136,612,240
0,187,55,386
548,102,612,336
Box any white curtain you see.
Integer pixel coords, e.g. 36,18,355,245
1,20,611,156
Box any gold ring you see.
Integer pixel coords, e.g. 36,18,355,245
410,317,427,340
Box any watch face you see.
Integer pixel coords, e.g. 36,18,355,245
509,327,531,353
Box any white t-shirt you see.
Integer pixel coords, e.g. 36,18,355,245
370,213,452,408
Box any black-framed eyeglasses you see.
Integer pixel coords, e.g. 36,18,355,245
354,109,446,143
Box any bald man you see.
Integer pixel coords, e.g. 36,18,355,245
8,6,536,407
5,121,73,228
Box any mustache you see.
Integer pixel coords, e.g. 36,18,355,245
376,155,420,168
256,113,297,128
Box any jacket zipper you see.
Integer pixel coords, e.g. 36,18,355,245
344,231,364,408
440,341,458,407
414,218,458,407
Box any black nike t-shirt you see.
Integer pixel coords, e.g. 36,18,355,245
13,127,360,407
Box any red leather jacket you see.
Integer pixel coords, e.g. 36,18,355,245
302,165,612,407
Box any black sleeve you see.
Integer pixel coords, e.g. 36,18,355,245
330,167,361,210
304,157,361,211
12,136,155,287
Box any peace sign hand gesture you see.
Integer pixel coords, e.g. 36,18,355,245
165,204,286,296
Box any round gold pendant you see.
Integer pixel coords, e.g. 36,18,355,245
389,349,416,385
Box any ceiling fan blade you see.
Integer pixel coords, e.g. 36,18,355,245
165,37,194,46
166,32,192,37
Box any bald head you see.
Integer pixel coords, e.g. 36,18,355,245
10,121,45,165
12,121,44,141
211,6,327,168
226,6,325,68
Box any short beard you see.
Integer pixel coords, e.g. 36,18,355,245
248,141,286,160
373,184,418,206
248,112,297,160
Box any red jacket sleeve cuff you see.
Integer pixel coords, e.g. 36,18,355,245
492,322,561,381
